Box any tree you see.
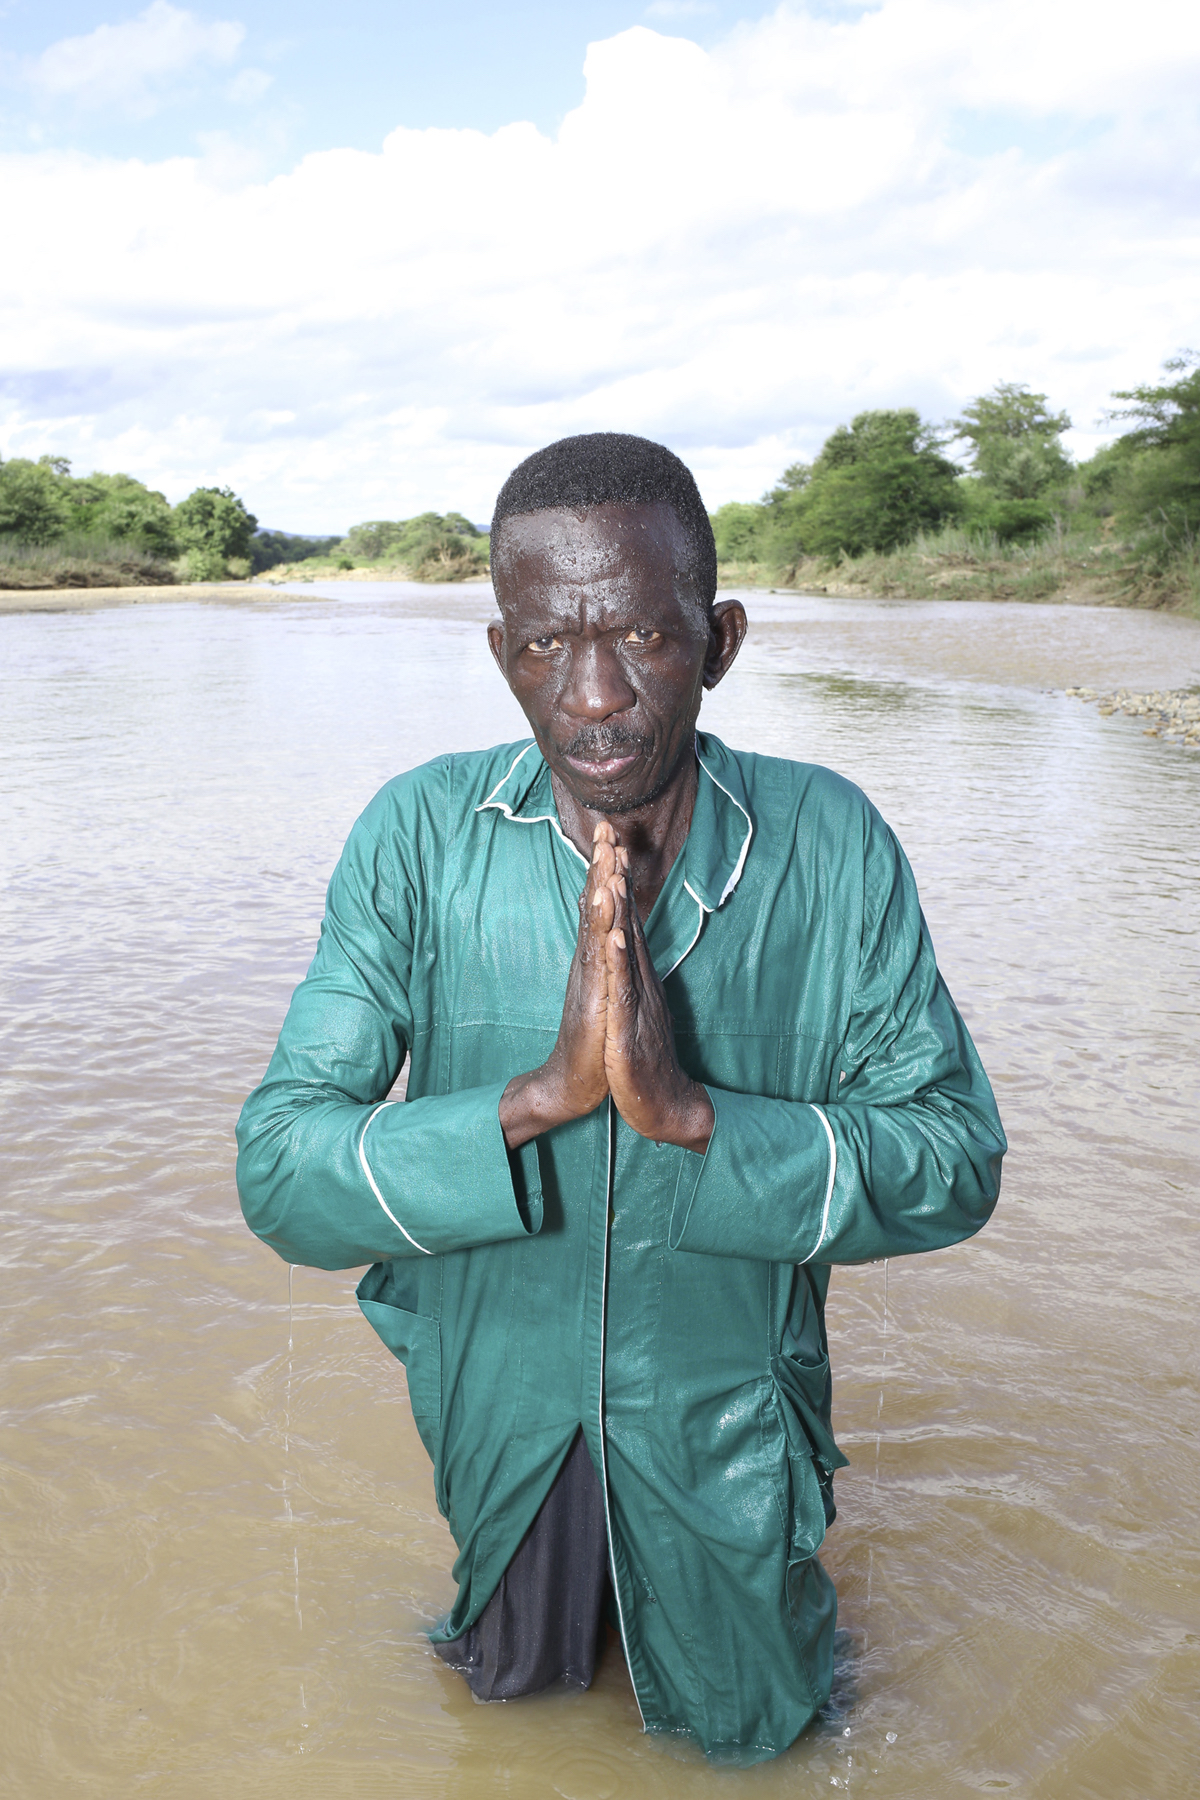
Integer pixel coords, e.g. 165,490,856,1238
0,455,72,544
69,471,178,557
340,511,489,580
773,410,961,560
710,501,767,564
1107,353,1200,457
173,486,258,574
249,529,341,573
949,383,1072,538
1103,353,1200,562
342,520,407,563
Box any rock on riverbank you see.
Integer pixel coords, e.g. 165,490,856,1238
1067,687,1200,744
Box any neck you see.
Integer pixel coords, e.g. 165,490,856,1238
551,746,699,920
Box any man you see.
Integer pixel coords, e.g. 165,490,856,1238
237,432,1005,1763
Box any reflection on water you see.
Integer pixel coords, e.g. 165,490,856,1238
1,586,1198,1798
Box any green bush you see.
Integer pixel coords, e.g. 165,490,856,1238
711,501,768,564
973,497,1056,543
342,519,407,563
0,456,72,544
69,471,178,557
761,411,962,561
174,486,258,563
340,510,489,579
176,546,229,582
250,529,341,573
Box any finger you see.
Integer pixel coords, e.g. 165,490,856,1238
610,873,648,1003
590,876,615,936
605,886,639,1012
605,924,634,999
578,836,617,948
629,899,656,987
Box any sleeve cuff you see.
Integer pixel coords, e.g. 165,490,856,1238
667,1085,833,1262
359,1079,543,1256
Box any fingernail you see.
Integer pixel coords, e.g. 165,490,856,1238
617,878,627,896
613,930,626,949
592,890,602,907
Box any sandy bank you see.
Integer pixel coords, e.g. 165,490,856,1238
0,581,284,616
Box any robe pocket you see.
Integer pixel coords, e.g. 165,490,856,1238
770,1350,849,1557
356,1288,442,1441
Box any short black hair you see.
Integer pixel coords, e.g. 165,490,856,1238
491,432,717,610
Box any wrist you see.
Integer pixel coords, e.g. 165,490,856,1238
678,1081,714,1156
500,1065,595,1149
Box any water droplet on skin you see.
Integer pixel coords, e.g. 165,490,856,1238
886,1730,898,1744
843,1726,851,1736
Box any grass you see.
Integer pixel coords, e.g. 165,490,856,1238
258,549,490,585
0,533,176,590
717,524,1200,616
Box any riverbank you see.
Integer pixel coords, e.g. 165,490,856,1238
1067,686,1200,744
717,530,1200,616
0,580,259,615
256,556,487,584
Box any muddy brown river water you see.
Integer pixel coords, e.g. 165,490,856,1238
2,586,1198,1799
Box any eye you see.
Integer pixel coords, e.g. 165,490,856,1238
623,626,660,645
525,634,563,653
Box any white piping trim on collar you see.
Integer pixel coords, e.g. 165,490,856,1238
358,1101,432,1255
476,741,540,814
695,746,754,907
802,1104,837,1263
475,744,588,866
478,741,753,895
661,893,706,979
682,878,711,916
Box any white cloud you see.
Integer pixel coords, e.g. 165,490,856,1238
27,2,244,113
2,3,1198,529
226,67,272,104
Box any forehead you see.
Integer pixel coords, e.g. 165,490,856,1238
493,501,704,631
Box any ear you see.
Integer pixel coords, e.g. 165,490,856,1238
487,618,507,678
703,599,747,690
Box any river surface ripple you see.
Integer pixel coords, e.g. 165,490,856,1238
1,587,1198,1799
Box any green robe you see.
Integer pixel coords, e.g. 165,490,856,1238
236,733,1005,1761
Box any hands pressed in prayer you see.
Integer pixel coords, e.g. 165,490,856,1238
499,820,714,1155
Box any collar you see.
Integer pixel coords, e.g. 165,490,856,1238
476,732,754,911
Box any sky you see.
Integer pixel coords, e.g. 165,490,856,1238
0,0,1197,532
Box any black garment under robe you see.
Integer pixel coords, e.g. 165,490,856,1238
434,1430,609,1700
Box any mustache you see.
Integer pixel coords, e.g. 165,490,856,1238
559,725,654,760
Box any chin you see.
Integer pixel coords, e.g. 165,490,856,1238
580,769,672,815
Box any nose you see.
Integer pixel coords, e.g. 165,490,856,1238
559,639,636,722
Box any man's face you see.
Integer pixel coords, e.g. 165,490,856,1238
489,501,724,815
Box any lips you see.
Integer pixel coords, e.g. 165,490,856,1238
557,731,652,782
562,748,642,779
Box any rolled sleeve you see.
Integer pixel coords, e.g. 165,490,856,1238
237,1077,542,1270
667,1085,833,1262
357,1081,543,1256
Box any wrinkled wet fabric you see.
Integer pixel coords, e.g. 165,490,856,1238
236,734,1006,1762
